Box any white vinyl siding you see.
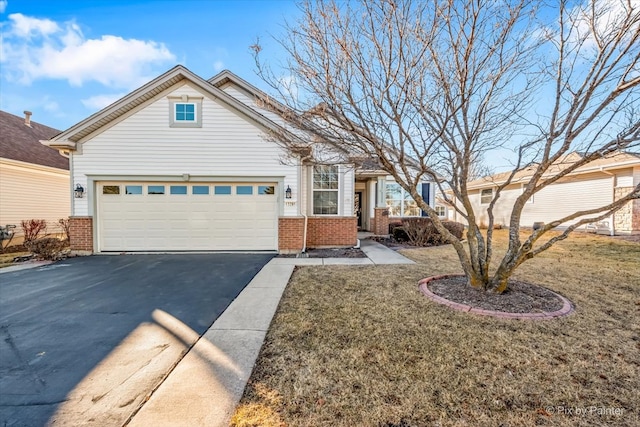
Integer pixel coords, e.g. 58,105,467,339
0,160,70,235
468,172,614,228
71,82,300,217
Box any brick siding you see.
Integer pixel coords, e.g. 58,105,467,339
278,216,357,252
69,216,93,253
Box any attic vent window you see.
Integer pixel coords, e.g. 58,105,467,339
175,103,195,121
169,96,203,128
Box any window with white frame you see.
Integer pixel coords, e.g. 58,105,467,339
435,205,446,217
480,188,493,204
521,184,534,203
169,97,202,128
385,183,421,217
313,165,339,215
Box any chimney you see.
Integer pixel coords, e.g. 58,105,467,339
24,111,32,127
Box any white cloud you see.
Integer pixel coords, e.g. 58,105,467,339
81,93,127,110
0,1,8,14
1,13,176,89
8,13,59,37
213,60,225,72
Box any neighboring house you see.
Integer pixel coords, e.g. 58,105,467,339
448,152,640,234
43,65,442,254
0,110,68,237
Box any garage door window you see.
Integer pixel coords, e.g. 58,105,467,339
125,185,142,195
148,185,165,195
214,185,231,195
237,186,253,195
192,185,209,195
170,185,187,195
103,185,120,195
258,185,275,195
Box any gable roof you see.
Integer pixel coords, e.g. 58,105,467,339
0,110,68,170
44,65,304,150
467,151,640,190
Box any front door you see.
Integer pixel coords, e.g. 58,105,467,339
355,191,363,228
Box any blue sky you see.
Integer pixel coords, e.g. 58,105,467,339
0,0,299,130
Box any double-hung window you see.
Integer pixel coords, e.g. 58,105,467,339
313,165,339,215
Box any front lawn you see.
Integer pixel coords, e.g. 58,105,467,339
232,231,640,426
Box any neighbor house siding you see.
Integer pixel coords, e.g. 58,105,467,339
71,81,300,217
0,159,70,234
468,172,614,229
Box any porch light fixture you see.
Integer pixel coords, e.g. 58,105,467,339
74,184,85,198
285,185,292,199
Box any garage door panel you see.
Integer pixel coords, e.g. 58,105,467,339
98,182,278,251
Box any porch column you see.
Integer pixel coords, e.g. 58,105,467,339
373,177,389,235
376,177,386,207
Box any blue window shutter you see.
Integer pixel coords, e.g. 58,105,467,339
421,183,430,216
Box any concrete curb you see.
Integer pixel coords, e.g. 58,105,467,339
418,274,574,320
0,260,52,274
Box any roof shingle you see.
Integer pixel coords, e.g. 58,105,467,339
0,110,68,170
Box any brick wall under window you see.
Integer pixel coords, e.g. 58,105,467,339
278,216,357,252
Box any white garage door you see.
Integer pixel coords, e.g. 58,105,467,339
97,182,278,251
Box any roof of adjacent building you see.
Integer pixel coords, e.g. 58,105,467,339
466,151,640,190
0,110,68,170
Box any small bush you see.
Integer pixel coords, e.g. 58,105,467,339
21,219,47,243
25,237,66,261
443,221,465,240
401,217,465,246
392,226,409,242
58,218,71,242
388,220,403,235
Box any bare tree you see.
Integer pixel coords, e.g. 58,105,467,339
253,0,640,293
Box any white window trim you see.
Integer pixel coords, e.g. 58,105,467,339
168,96,203,128
312,165,340,215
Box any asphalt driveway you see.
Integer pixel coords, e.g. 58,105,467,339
0,253,273,427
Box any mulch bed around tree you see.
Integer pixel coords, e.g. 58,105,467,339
427,276,565,313
278,247,367,258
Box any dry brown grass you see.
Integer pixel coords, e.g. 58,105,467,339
231,231,640,426
0,252,29,268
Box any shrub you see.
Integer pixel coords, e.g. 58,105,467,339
401,217,465,246
388,220,403,235
25,237,67,261
392,226,409,242
21,219,47,243
58,218,71,242
443,221,465,240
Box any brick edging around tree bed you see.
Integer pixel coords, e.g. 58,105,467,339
418,274,574,320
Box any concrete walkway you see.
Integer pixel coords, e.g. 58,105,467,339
126,243,413,426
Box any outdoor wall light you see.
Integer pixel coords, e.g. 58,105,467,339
285,185,292,199
74,184,85,199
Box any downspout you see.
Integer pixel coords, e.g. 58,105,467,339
300,160,308,255
601,167,615,236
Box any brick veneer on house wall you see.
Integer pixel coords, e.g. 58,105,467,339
69,216,93,253
278,216,358,253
